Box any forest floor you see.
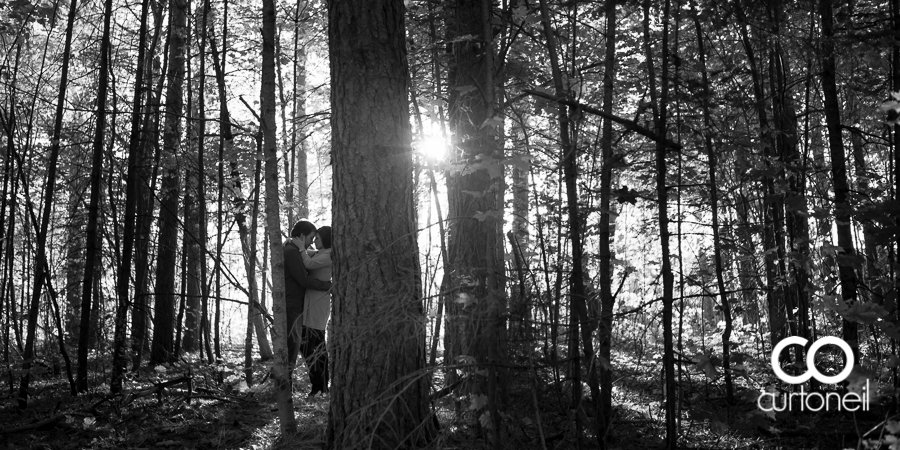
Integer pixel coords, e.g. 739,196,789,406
0,347,896,449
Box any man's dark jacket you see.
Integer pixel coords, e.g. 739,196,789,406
284,241,331,312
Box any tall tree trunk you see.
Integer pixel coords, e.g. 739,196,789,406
424,0,447,370
3,126,21,374
251,138,271,358
182,146,201,353
205,0,221,367
892,0,900,351
198,16,214,369
537,0,602,446
175,244,187,358
112,0,151,392
65,181,86,345
820,0,859,355
327,0,435,447
77,0,114,391
261,0,295,433
510,144,530,339
851,128,882,303
17,0,76,408
131,0,166,370
840,2,878,304
597,0,617,442
769,0,811,350
183,37,206,356
0,56,18,393
45,263,76,394
292,6,309,220
150,0,188,365
443,0,507,437
692,4,733,403
736,3,786,349
276,27,294,226
642,0,677,445
88,251,103,351
209,36,273,362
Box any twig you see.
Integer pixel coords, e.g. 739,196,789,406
238,95,261,123
122,375,192,406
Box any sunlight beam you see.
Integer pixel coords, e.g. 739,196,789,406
416,136,449,161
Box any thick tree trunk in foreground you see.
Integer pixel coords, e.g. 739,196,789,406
327,0,434,447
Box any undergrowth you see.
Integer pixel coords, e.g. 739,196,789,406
0,343,897,449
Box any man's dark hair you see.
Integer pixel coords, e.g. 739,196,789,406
317,226,332,249
290,220,316,237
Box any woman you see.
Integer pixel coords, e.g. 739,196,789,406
300,225,332,397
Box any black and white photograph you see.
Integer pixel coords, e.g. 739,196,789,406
0,0,898,448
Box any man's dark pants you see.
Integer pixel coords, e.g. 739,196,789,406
287,308,303,369
300,327,328,393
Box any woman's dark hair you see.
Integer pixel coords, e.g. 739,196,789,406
317,226,332,249
291,220,316,237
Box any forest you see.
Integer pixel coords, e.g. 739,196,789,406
0,0,898,448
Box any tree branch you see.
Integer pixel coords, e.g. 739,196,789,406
523,89,682,151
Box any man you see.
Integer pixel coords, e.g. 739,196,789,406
284,220,331,373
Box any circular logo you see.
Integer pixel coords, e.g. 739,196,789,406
771,336,854,384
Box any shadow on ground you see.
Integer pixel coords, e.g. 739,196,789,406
0,365,332,450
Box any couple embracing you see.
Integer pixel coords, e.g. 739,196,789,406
283,220,332,397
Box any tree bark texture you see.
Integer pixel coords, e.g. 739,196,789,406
327,0,434,447
150,0,188,365
443,0,507,434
